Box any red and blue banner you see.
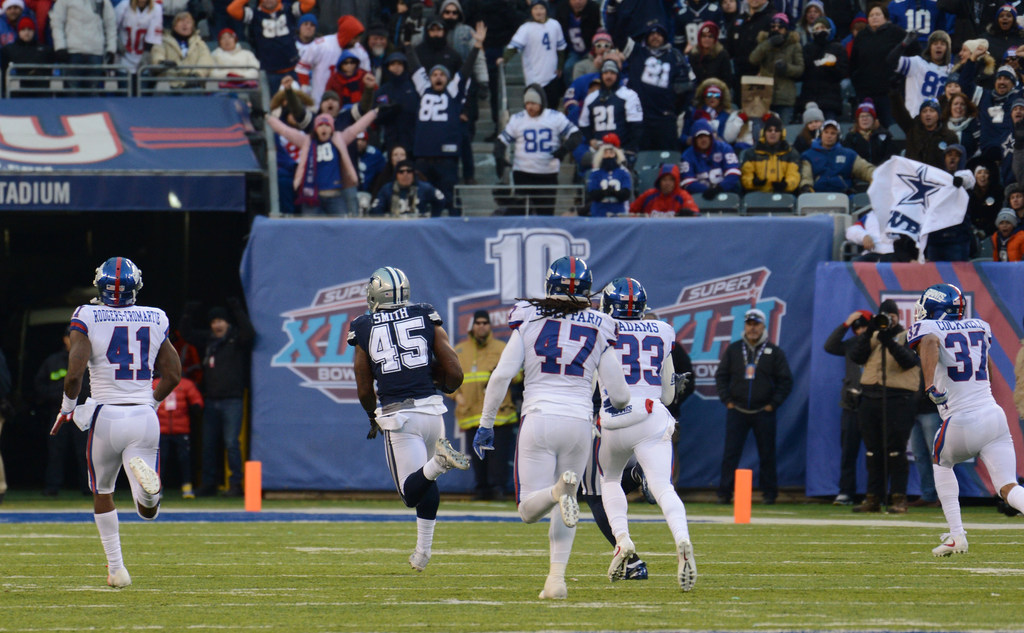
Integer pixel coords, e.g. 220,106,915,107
0,97,260,211
242,216,834,491
808,262,1024,498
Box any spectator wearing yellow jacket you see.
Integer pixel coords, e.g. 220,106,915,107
739,115,802,193
450,310,519,500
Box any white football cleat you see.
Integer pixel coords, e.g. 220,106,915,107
434,437,470,471
409,549,430,572
553,471,579,528
129,457,161,495
538,575,567,600
608,535,636,582
677,539,697,592
107,566,131,588
932,532,968,557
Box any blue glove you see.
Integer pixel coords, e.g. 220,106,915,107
473,426,494,459
926,385,948,406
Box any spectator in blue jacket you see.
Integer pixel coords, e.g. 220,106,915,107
369,159,446,216
356,132,387,192
960,62,1021,164
680,119,741,197
370,52,421,154
799,119,876,193
585,140,632,216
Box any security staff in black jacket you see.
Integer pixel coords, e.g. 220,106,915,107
715,308,793,505
846,299,921,514
823,309,871,505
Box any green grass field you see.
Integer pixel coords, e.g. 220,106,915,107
2,493,1024,632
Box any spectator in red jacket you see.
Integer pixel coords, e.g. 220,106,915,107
155,376,204,499
325,49,372,107
629,163,699,217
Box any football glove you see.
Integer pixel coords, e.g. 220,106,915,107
366,411,382,439
473,426,494,459
926,385,948,406
51,410,74,436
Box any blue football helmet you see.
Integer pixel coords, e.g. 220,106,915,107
367,266,410,312
93,257,143,307
600,277,647,319
914,283,965,322
545,256,592,299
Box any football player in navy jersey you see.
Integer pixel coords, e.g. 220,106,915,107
348,267,471,572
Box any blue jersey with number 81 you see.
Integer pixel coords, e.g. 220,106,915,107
69,303,169,405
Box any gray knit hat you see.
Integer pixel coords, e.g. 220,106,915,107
803,101,824,124
996,208,1019,227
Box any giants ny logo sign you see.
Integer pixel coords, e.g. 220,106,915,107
0,113,123,164
271,279,367,403
655,267,786,400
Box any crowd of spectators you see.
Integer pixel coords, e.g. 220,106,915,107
6,0,1024,256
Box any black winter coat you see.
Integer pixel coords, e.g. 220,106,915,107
850,22,905,97
688,45,734,88
730,4,774,78
799,39,848,115
842,128,895,165
715,338,793,411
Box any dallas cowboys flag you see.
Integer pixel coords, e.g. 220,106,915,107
867,156,969,257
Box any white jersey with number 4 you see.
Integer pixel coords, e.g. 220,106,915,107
70,304,169,405
508,19,566,87
907,317,995,415
500,109,578,174
509,301,618,419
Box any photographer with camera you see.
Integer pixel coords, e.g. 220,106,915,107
846,299,921,514
823,309,872,505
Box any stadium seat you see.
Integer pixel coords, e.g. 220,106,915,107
797,192,850,215
697,192,742,214
975,236,994,261
785,124,804,143
743,191,796,215
634,150,676,194
850,192,871,212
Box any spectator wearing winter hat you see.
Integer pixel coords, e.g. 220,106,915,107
680,119,741,197
415,16,463,80
570,29,614,79
984,4,1024,63
296,13,317,54
297,15,370,105
730,0,775,81
680,78,734,145
799,17,848,122
792,101,824,153
796,0,824,45
226,0,314,94
585,141,632,216
494,82,583,215
578,58,643,161
500,0,567,108
325,50,371,107
606,18,695,151
843,98,894,165
799,119,875,193
367,51,418,153
0,14,50,95
960,61,1020,167
890,29,953,119
893,96,958,168
0,0,29,46
739,114,802,193
556,0,600,78
211,28,261,81
369,159,446,217
676,0,725,53
992,207,1024,260
850,3,906,127
629,164,699,217
840,12,867,59
749,13,804,123
688,20,734,88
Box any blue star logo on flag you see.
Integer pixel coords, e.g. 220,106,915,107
896,167,943,207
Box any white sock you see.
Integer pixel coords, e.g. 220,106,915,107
1006,485,1024,513
548,560,567,581
422,457,446,481
416,518,435,555
599,477,630,540
94,510,124,571
518,489,557,523
933,465,964,535
548,509,575,567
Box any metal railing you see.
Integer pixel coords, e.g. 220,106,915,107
4,64,131,97
454,184,585,216
137,65,262,97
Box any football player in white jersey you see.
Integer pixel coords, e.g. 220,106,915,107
475,256,630,600
51,257,182,587
596,278,697,591
907,283,1024,556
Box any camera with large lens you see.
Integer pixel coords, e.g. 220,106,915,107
871,313,891,330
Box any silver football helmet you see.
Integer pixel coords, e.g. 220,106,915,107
367,266,410,312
